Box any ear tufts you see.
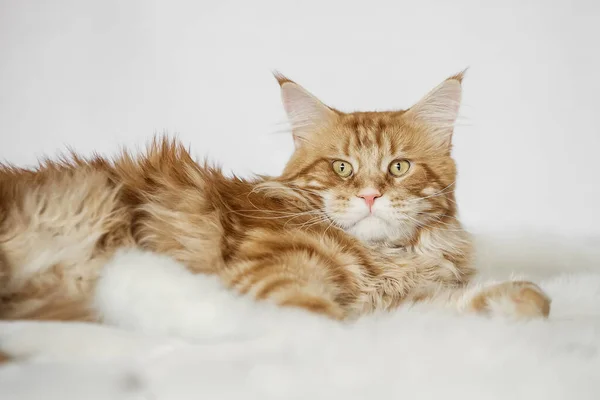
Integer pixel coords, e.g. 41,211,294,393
272,70,294,87
448,67,469,84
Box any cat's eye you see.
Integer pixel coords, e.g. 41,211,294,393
332,160,353,178
388,160,411,177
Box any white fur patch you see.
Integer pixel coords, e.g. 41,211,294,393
94,249,243,340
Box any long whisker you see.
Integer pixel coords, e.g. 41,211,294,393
394,209,465,233
405,215,465,232
295,215,332,230
412,213,462,228
232,209,322,216
224,210,320,221
259,184,323,197
244,184,321,213
320,217,343,238
404,181,456,204
249,183,323,199
284,211,329,229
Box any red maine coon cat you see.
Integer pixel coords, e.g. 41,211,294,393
0,72,550,326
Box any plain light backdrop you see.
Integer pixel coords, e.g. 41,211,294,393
1,0,599,235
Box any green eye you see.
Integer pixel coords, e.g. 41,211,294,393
389,160,411,177
332,160,353,178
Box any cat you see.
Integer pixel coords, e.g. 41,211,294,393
0,72,550,329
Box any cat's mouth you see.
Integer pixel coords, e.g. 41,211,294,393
345,213,388,230
344,214,399,243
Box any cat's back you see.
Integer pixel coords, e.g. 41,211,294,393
0,154,122,226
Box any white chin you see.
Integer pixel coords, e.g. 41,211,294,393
347,216,395,242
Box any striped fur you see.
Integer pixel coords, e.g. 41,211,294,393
0,73,550,323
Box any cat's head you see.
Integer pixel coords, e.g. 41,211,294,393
277,72,464,245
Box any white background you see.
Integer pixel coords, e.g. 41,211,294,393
1,0,599,235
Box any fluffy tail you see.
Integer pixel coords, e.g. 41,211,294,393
93,249,244,340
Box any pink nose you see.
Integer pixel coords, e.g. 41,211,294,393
358,190,382,212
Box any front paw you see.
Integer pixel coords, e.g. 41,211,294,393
470,281,551,319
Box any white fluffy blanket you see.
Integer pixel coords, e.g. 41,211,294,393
1,233,599,400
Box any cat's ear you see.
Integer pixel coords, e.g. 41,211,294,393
404,70,465,149
274,72,337,149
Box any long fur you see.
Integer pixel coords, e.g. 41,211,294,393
0,74,550,328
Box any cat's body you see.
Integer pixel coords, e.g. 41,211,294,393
0,73,550,326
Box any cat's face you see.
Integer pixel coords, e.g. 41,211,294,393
278,73,463,245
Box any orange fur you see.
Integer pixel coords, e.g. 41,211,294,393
0,73,550,322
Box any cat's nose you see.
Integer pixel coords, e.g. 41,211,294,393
357,189,382,212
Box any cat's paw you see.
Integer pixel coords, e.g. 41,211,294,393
470,281,551,319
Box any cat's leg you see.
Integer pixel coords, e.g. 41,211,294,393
409,280,551,319
220,229,362,320
223,257,346,320
373,250,551,319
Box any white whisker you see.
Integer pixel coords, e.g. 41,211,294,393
405,181,456,204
